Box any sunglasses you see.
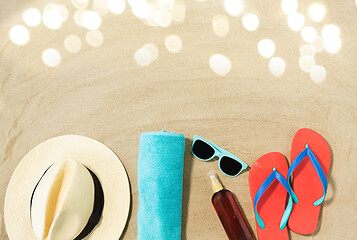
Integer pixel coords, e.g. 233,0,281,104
191,135,248,177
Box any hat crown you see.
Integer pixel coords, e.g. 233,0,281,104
30,159,95,240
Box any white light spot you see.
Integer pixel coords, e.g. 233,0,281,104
171,2,186,22
86,30,104,47
299,56,315,73
321,24,340,39
44,4,68,23
242,13,259,31
300,44,316,58
310,65,326,84
281,0,298,15
43,10,62,29
143,43,158,60
108,0,126,14
42,48,61,67
158,0,175,10
287,13,305,31
71,0,89,9
93,0,109,16
155,10,172,27
224,0,242,17
135,48,152,66
212,14,229,37
82,11,102,30
64,35,82,53
144,5,159,27
165,35,183,53
23,8,41,27
132,1,151,19
44,3,57,13
323,37,342,54
269,57,286,77
209,54,232,77
258,39,276,58
74,10,86,27
57,5,69,22
311,36,324,52
301,26,317,43
9,25,30,45
308,3,326,22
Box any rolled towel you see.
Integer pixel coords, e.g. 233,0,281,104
137,131,185,240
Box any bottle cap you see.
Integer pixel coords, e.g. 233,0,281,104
208,172,224,193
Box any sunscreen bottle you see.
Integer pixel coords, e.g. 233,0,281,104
209,172,254,240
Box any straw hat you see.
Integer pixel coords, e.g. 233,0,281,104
4,135,131,240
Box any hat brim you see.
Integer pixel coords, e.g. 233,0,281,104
4,135,131,240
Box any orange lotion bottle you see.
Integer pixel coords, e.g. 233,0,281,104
209,173,254,240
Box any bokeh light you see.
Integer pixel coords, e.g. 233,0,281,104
86,30,104,47
312,36,324,52
299,56,315,73
287,13,304,31
323,37,342,54
9,25,30,45
82,11,102,30
155,9,172,27
310,65,326,84
74,10,86,27
58,5,69,22
171,2,186,22
44,4,68,23
72,0,89,9
93,0,109,16
258,39,276,58
165,35,183,53
135,47,152,67
269,57,286,77
158,0,175,10
321,24,340,39
22,8,41,27
281,0,298,15
42,48,62,67
308,3,326,22
212,14,229,37
301,26,317,43
209,54,232,77
131,0,151,19
224,0,243,17
64,35,82,53
143,43,159,61
108,0,126,14
43,10,62,30
321,24,341,54
242,13,259,31
300,44,316,58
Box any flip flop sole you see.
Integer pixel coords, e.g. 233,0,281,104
249,152,290,240
288,128,331,235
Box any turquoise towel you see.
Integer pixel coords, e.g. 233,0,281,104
137,131,185,240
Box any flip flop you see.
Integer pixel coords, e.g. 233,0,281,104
249,152,297,240
287,128,331,235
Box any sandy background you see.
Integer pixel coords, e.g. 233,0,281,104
0,0,356,239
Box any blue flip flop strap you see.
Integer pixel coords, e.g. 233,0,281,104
287,146,327,206
254,169,297,230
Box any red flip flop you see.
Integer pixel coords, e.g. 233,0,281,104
287,128,331,235
249,152,297,240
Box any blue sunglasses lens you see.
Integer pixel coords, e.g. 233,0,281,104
220,156,242,176
192,139,215,160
